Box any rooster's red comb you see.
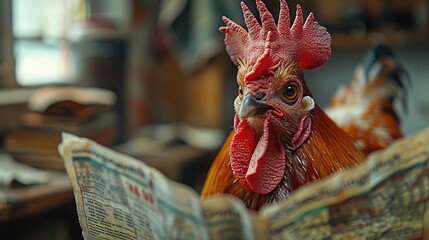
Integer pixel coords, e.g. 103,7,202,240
220,0,331,80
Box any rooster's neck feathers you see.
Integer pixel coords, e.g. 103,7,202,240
222,107,364,211
294,107,365,178
201,106,365,211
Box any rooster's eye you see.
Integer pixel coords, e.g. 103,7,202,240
283,83,298,103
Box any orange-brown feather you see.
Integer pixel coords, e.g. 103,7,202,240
201,132,235,197
340,100,403,155
295,106,365,177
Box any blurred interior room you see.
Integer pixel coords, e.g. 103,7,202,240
0,0,428,239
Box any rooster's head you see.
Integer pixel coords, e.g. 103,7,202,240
221,0,331,194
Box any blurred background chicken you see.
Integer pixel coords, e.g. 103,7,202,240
325,44,409,155
201,0,409,211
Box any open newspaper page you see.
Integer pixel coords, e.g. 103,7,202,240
201,196,269,240
261,128,429,239
59,133,210,240
60,128,429,240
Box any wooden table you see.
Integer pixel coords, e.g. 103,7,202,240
0,174,82,239
0,174,74,219
0,175,73,222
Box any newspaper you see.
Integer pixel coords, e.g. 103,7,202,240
59,128,429,240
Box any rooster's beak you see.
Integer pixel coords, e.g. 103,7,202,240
239,94,274,118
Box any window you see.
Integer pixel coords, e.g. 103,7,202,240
12,0,85,86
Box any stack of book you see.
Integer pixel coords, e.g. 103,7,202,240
4,86,119,170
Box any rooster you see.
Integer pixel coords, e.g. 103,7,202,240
201,0,408,211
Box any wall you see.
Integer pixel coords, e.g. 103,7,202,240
0,0,15,87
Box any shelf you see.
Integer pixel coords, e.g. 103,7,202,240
332,31,429,48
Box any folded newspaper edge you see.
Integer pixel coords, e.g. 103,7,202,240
59,128,429,240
